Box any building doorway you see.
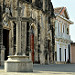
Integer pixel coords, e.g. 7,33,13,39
48,40,52,63
65,49,66,62
68,45,70,61
59,48,61,62
3,29,9,60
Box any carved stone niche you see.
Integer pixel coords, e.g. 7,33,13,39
5,0,11,7
3,13,9,26
35,0,43,9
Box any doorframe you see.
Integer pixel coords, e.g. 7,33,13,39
65,49,66,62
59,48,61,62
3,29,9,60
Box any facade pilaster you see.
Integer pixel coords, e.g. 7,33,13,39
43,0,45,11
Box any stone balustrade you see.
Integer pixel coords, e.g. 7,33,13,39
55,32,70,40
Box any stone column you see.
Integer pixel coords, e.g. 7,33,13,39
21,22,26,55
43,0,45,11
15,5,22,55
9,29,12,55
0,5,3,65
16,19,21,55
1,46,5,66
39,13,45,64
0,22,3,65
47,54,49,64
11,22,14,55
29,50,32,60
9,22,14,55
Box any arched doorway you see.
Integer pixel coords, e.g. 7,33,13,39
30,26,34,63
3,29,9,60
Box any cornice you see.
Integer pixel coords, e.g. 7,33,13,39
55,14,73,24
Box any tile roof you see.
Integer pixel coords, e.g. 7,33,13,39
54,7,70,19
54,7,65,15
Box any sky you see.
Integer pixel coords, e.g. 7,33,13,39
51,0,75,42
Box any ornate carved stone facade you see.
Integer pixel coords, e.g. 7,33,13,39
0,0,55,65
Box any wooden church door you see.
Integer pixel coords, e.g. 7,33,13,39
30,27,34,63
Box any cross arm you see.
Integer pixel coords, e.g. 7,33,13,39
8,17,17,22
22,17,35,22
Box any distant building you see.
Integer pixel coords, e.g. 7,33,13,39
70,42,75,63
54,7,73,63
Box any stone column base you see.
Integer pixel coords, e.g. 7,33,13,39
1,50,5,66
55,61,66,64
5,55,33,72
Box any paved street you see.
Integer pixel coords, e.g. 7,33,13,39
0,64,75,75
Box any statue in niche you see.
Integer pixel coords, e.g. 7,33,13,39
35,0,43,9
3,13,9,26
2,7,11,26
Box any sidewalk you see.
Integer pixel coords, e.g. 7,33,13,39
0,64,75,75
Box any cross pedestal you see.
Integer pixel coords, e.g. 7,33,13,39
5,55,33,72
5,1,33,72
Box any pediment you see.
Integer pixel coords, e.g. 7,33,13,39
60,8,69,19
54,7,69,19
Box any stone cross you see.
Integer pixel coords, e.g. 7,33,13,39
8,1,34,55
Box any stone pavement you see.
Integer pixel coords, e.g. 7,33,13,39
0,64,75,75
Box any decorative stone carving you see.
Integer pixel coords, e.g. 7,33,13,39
35,0,43,9
5,1,33,72
3,13,9,26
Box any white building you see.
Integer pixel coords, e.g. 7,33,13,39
54,7,73,63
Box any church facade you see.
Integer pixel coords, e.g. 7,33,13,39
0,0,55,66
